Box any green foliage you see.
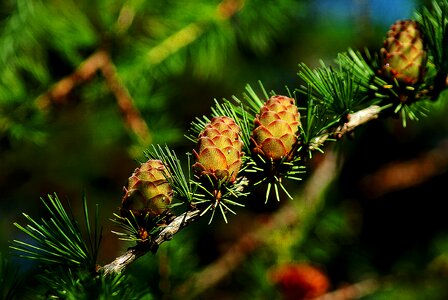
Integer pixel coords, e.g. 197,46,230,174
0,0,297,149
415,0,448,76
11,193,101,270
5,0,448,299
297,91,338,155
298,61,371,116
9,194,155,299
38,268,152,300
0,252,22,300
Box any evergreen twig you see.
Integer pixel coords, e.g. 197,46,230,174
102,209,201,275
7,1,448,298
308,104,384,150
10,193,101,270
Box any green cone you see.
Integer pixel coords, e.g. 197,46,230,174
121,159,173,221
192,116,243,183
380,19,427,86
251,95,300,161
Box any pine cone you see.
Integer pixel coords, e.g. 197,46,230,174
121,159,173,221
251,95,300,161
380,19,427,86
192,116,243,183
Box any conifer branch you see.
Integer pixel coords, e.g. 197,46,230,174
102,209,201,275
35,49,151,144
309,104,382,150
32,0,245,144
103,98,398,279
100,52,151,145
35,50,108,109
8,1,448,297
174,151,340,299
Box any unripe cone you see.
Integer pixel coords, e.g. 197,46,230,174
192,116,243,183
251,95,300,161
121,159,173,220
380,20,426,86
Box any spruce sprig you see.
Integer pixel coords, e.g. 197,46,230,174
415,0,448,99
415,0,448,76
298,61,370,116
7,1,448,292
11,193,102,269
297,89,339,156
236,81,271,117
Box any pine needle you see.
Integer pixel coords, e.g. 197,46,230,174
11,193,101,269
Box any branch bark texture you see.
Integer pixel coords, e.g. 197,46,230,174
102,209,201,275
310,105,382,150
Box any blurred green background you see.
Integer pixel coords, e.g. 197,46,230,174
2,0,448,299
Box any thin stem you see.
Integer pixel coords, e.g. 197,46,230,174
101,209,201,275
34,49,151,145
309,105,382,150
35,50,108,109
100,52,151,145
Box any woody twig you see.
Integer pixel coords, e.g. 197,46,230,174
35,49,151,144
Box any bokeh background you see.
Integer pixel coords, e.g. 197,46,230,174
2,0,448,299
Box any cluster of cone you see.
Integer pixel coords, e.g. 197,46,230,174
120,95,301,225
379,19,427,89
192,96,301,185
118,19,427,226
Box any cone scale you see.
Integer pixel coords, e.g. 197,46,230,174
380,19,426,87
192,116,243,184
251,95,300,161
120,159,173,225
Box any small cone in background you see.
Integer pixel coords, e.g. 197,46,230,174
251,95,300,161
269,263,330,300
380,19,427,86
121,159,173,222
192,116,243,183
